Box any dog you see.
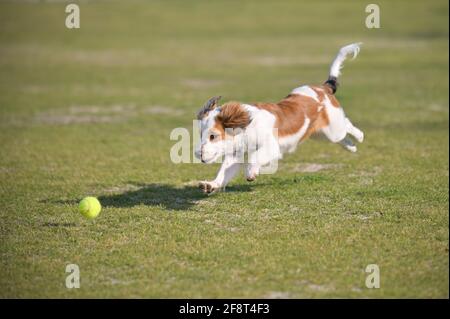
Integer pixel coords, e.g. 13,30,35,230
195,43,364,194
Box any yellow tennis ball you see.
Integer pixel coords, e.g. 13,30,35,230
79,197,101,219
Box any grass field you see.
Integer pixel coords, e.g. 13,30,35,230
0,0,448,298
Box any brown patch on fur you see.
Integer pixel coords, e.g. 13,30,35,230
212,121,225,140
311,86,340,107
300,109,329,142
328,94,340,108
251,84,343,139
321,85,334,95
254,93,328,138
214,102,251,139
209,84,340,142
310,86,327,102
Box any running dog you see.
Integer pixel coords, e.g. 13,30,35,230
195,43,364,194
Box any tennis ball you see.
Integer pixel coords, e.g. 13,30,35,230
79,197,101,219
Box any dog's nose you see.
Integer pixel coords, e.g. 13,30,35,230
196,151,206,163
196,146,205,161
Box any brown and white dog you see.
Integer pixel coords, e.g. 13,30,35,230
195,43,364,194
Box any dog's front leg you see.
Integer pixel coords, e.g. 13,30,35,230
245,163,260,182
245,137,281,181
199,156,241,194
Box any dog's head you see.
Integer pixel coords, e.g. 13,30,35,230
195,96,251,163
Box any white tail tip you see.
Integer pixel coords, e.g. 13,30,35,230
330,42,362,78
344,42,362,59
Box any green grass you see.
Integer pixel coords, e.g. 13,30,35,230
0,0,448,298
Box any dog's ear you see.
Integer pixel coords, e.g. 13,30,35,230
216,102,251,133
197,96,222,120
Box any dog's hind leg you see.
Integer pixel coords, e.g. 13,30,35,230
345,118,364,143
320,114,357,152
320,109,348,143
339,136,357,152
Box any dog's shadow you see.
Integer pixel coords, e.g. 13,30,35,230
100,182,203,211
102,182,255,210
46,181,253,211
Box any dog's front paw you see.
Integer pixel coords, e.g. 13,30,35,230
198,181,220,194
245,165,259,182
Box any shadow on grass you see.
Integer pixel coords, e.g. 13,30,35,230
99,183,203,210
98,182,253,210
44,182,253,211
42,222,77,227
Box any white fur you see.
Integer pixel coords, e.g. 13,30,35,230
320,95,347,142
329,42,362,78
278,116,310,154
195,108,223,163
291,86,319,101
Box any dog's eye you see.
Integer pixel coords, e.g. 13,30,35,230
209,134,215,141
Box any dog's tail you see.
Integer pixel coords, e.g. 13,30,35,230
324,43,362,94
